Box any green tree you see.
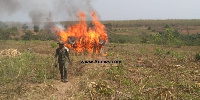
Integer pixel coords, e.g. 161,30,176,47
195,53,200,61
164,24,169,29
164,28,175,42
10,27,19,36
22,30,33,40
0,29,12,40
33,25,39,33
12,26,18,31
22,24,28,30
151,28,176,45
151,33,161,43
0,21,7,31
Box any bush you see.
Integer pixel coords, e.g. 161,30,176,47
34,25,39,33
33,30,56,41
0,29,11,40
164,24,169,28
21,30,55,41
50,42,58,48
109,33,142,44
195,53,200,61
0,28,18,40
118,38,126,43
151,33,161,44
22,24,28,30
155,48,165,55
140,37,148,43
147,26,151,30
0,21,7,31
151,28,184,46
22,30,33,40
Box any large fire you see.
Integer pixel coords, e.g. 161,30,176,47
53,11,108,54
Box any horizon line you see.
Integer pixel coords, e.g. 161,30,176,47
2,19,200,23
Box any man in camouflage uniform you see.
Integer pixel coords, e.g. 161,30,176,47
54,41,71,82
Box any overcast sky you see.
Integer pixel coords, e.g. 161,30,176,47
0,0,200,22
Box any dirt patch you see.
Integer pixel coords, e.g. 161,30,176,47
0,49,21,57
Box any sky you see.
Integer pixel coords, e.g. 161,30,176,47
0,0,200,22
92,0,200,20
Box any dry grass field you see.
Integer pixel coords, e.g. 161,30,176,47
0,40,199,99
0,19,200,99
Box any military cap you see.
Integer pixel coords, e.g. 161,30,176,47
57,41,64,45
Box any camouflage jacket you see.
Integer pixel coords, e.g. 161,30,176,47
55,47,69,63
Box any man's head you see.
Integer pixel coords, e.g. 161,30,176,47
57,41,64,48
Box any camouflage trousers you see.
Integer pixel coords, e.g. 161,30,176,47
59,61,68,80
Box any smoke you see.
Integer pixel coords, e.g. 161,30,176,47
0,0,95,26
29,10,47,26
55,0,95,21
0,0,21,15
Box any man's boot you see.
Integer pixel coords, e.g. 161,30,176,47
64,70,68,82
61,74,64,82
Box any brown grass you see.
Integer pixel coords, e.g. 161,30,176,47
0,39,199,99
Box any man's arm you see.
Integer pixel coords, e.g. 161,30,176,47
67,56,71,65
65,47,71,64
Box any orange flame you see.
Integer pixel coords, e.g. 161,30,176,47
53,11,108,54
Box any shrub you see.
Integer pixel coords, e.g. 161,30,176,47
50,42,58,48
0,29,11,40
140,37,148,43
33,30,56,41
0,28,18,40
22,24,28,30
164,24,169,28
151,33,161,43
195,53,200,61
0,21,7,31
22,30,33,40
118,38,126,43
147,26,151,30
34,25,39,33
155,48,165,55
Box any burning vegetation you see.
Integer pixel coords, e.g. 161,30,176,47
53,11,108,54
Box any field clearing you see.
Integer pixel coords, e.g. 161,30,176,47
0,40,199,99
